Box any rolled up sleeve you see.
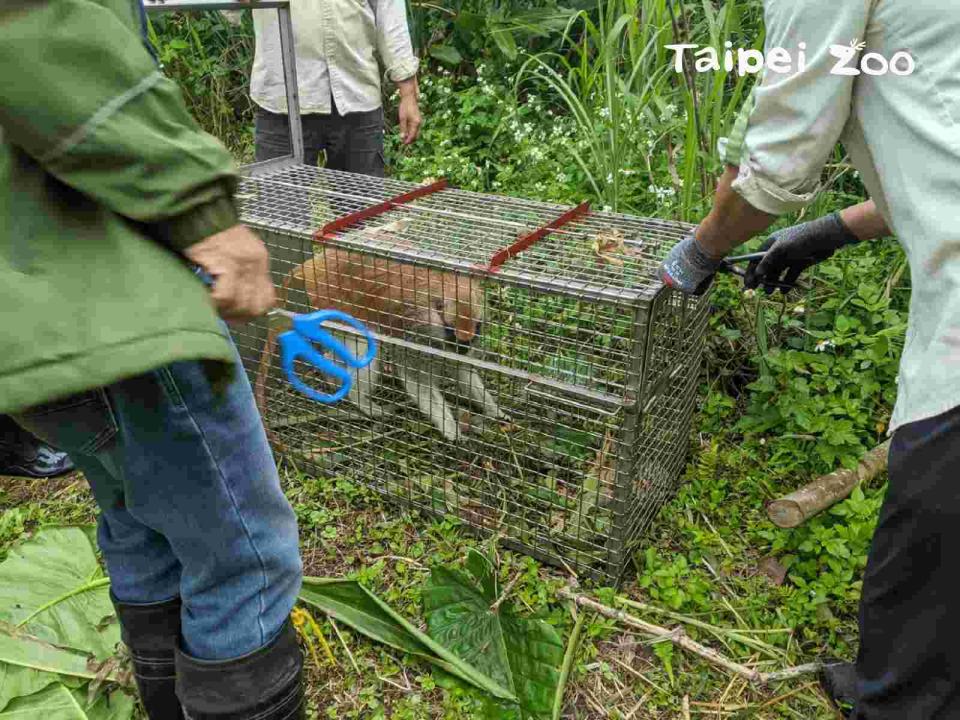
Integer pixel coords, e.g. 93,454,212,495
732,0,872,215
373,0,420,82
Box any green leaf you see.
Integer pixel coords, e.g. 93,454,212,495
428,44,463,66
465,549,497,600
489,28,519,60
69,686,134,720
423,567,564,719
0,663,60,712
297,578,514,702
0,528,117,660
0,629,108,683
0,684,85,720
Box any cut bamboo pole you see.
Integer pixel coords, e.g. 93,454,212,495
767,440,890,529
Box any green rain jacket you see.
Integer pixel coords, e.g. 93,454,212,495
0,0,242,414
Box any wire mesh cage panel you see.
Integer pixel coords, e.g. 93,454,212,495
233,163,709,583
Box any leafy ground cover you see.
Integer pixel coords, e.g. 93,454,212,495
0,1,911,716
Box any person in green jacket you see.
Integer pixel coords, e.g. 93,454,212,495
1,2,304,718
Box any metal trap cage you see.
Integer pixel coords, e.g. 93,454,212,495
146,0,709,584
235,164,709,583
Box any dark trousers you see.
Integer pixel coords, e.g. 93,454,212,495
854,404,960,718
254,104,385,177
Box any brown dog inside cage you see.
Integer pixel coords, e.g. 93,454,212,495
239,166,707,582
255,223,506,445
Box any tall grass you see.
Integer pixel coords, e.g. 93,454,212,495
517,0,763,219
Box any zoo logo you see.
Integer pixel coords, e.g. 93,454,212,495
666,39,915,77
830,40,915,77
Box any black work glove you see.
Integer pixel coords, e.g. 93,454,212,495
744,212,860,293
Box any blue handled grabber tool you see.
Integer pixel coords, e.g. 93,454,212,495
269,309,378,405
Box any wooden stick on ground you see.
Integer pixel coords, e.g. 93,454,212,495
767,440,891,529
559,590,822,687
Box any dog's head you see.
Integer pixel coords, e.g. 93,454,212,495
412,272,485,354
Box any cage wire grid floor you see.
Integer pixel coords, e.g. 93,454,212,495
233,163,709,584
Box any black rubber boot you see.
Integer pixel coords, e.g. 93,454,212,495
0,416,74,479
175,620,304,720
112,595,185,720
819,659,856,718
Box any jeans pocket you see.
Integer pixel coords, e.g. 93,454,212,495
13,390,118,456
155,367,187,409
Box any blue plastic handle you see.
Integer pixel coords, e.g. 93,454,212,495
278,310,378,404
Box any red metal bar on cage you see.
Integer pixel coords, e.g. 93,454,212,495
487,201,591,270
315,178,448,241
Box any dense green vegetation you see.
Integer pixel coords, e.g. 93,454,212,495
0,1,910,717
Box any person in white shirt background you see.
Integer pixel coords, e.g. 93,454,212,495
237,0,422,176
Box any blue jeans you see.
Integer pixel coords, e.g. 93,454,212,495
12,338,302,661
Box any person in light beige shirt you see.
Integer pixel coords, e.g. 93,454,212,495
660,1,960,717
239,0,421,175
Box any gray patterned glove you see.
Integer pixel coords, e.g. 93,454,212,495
745,212,860,293
659,229,724,295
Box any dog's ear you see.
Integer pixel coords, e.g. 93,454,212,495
453,301,478,343
451,276,483,342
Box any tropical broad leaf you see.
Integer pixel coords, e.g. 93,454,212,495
428,44,463,66
0,528,117,659
423,551,564,720
0,627,117,686
0,662,60,713
69,686,134,720
0,683,86,720
297,578,514,702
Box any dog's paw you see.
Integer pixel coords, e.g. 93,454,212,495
442,415,463,443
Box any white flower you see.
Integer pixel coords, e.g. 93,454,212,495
598,107,611,119
647,184,676,201
793,305,806,315
556,172,568,183
606,173,615,184
814,339,836,352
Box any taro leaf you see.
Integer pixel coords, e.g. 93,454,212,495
465,549,497,601
0,683,86,719
0,662,60,713
0,528,117,659
69,686,134,720
0,632,80,679
423,554,564,720
297,578,514,701
0,628,114,684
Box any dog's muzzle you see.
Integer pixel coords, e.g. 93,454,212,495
445,324,481,355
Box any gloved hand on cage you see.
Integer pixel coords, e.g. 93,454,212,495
659,228,725,295
743,212,861,293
